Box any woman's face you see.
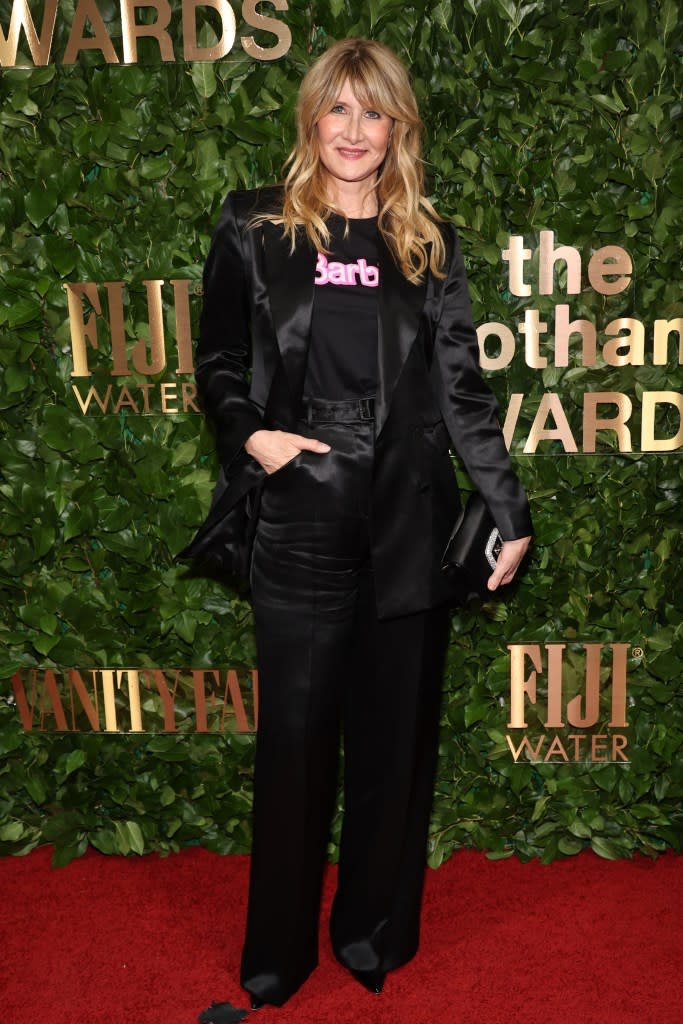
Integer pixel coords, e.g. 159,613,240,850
316,79,392,194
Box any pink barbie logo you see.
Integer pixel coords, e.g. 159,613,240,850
315,253,379,287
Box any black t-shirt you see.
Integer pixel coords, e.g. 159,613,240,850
303,214,379,400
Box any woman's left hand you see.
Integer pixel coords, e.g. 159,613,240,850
487,536,533,591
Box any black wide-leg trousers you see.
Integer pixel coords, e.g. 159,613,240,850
240,402,450,1006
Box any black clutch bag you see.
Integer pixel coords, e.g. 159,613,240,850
441,492,503,597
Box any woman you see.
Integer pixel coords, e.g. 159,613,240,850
183,38,532,1009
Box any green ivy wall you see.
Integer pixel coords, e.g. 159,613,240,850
1,0,681,867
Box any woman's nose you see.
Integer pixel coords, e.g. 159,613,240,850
342,112,363,143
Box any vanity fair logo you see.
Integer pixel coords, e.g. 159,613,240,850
315,253,379,287
10,667,258,734
505,642,632,763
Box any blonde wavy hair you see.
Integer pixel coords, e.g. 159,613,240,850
262,38,446,283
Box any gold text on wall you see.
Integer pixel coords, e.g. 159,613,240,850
479,232,682,454
11,667,259,733
505,642,633,763
0,0,292,67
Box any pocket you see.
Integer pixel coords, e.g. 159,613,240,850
419,422,455,494
423,420,451,455
267,450,305,479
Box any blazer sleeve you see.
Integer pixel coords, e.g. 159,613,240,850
432,223,533,541
195,191,264,470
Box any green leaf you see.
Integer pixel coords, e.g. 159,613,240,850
558,836,583,856
25,187,58,227
90,830,117,855
126,821,145,855
592,93,626,115
191,62,217,99
39,613,59,635
460,149,480,173
7,298,42,327
591,836,622,860
62,750,87,778
464,702,489,727
139,156,172,181
0,822,25,842
25,775,47,804
44,235,78,276
52,836,87,867
160,785,176,806
33,633,61,656
531,795,552,823
171,441,199,468
567,819,592,839
113,821,131,855
4,366,31,393
659,0,677,38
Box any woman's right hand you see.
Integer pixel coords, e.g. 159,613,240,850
244,429,331,475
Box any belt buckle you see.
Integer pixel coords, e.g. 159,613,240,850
359,397,373,420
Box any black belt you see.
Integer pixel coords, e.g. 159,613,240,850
300,396,375,424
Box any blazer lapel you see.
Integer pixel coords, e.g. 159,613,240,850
262,221,316,405
375,238,428,436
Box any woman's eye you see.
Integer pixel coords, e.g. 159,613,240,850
364,110,382,119
330,104,346,114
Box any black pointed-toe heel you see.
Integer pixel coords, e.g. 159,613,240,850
350,968,385,995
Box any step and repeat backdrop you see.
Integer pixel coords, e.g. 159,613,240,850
1,0,681,866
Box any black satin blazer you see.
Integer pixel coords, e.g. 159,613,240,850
180,187,532,618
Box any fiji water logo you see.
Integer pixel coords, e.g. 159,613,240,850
505,643,633,763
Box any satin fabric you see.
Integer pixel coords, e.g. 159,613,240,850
241,415,449,1006
178,187,532,618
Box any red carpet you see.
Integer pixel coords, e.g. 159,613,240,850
1,846,681,1023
